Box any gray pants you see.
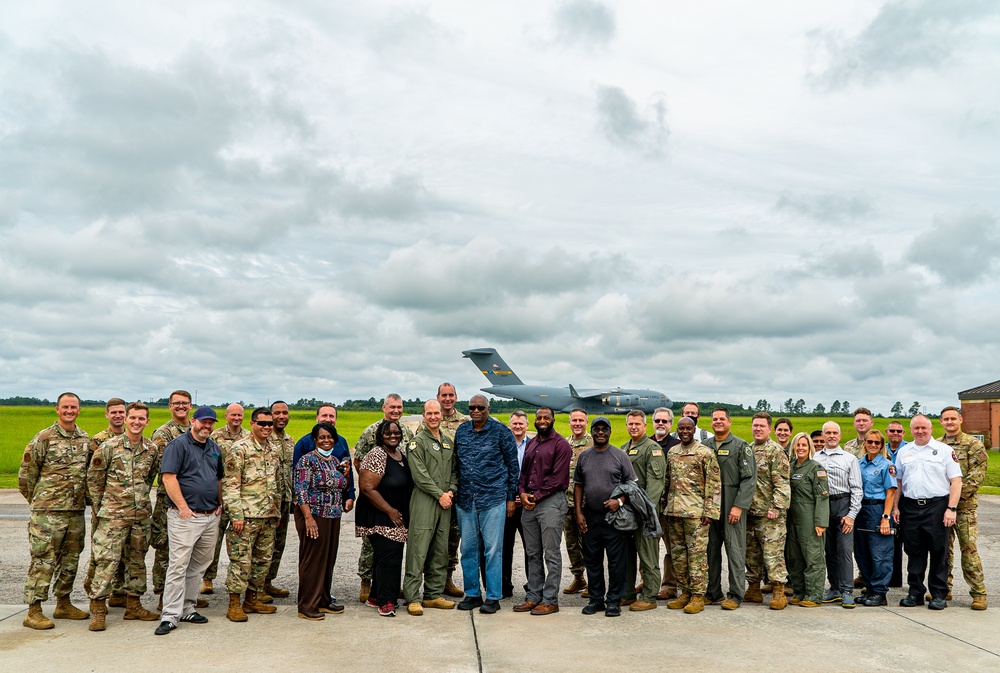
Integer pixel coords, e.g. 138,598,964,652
162,510,219,625
706,509,747,603
825,495,855,594
521,494,567,604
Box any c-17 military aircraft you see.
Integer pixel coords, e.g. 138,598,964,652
463,347,671,414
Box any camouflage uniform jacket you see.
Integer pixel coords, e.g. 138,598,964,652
748,438,791,516
938,431,988,510
87,434,158,520
843,437,865,459
211,425,249,452
621,435,667,507
222,435,281,522
152,419,191,473
269,430,296,503
567,434,593,497
86,426,123,505
355,419,415,463
664,440,721,520
19,422,90,511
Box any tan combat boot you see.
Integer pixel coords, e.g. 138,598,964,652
683,594,705,614
107,593,127,608
563,576,587,595
263,579,289,597
761,582,774,593
23,601,55,630
53,596,89,620
972,595,988,611
769,583,787,610
257,591,274,604
667,592,692,610
443,573,463,598
243,589,277,614
89,599,107,632
359,578,372,603
200,579,214,595
743,582,764,603
123,595,160,621
227,593,248,622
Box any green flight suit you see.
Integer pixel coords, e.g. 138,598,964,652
786,458,830,603
403,428,458,603
621,435,666,603
703,433,756,603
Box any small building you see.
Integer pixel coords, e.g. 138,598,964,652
957,380,1000,449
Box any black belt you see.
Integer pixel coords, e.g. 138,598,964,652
170,506,215,514
903,496,946,507
862,499,884,505
829,493,850,501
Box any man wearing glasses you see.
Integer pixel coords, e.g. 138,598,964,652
150,390,193,605
650,407,680,600
454,395,519,614
221,408,282,622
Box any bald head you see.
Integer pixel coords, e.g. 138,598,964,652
225,403,244,431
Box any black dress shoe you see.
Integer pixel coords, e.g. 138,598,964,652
479,599,500,614
604,604,621,617
458,596,484,611
899,595,924,607
154,621,176,635
581,602,605,615
928,598,947,610
863,594,887,607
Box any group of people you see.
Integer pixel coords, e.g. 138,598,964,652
16,388,989,635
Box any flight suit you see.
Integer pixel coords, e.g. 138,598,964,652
621,435,666,604
786,458,830,603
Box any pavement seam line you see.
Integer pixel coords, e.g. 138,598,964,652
469,611,484,673
0,607,27,623
883,607,1000,658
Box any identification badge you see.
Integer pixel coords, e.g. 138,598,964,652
628,449,638,455
791,474,803,480
432,443,440,452
718,449,730,456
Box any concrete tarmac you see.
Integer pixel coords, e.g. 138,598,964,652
1,488,999,672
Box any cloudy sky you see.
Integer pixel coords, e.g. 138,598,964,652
2,1,998,415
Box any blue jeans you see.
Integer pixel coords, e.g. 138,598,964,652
457,502,506,601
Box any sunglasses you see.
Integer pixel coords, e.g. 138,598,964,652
653,419,672,424
255,421,274,427
886,429,904,433
865,439,882,446
468,405,487,411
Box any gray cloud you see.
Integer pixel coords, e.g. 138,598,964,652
904,210,999,285
807,0,999,89
554,1,616,47
774,190,874,224
594,85,668,158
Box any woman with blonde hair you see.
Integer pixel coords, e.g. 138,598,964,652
786,433,830,607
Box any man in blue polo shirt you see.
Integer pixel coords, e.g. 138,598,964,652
454,395,519,614
155,406,225,635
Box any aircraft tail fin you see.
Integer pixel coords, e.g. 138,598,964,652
462,348,524,386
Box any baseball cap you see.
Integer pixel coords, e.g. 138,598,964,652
591,416,611,430
192,406,218,421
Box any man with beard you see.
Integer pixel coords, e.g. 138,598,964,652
650,407,681,600
513,408,572,616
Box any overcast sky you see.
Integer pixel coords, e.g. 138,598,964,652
2,1,998,415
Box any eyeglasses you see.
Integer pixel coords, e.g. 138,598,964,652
170,401,191,407
653,419,672,424
886,429,904,433
255,421,274,427
468,405,487,411
865,439,882,446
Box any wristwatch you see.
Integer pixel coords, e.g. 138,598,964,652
881,514,890,520
947,506,957,512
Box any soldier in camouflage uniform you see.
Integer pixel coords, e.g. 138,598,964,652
86,402,161,631
353,394,414,602
563,409,592,596
264,400,295,600
620,410,666,611
664,417,721,614
222,408,282,621
18,392,91,629
150,390,193,601
202,403,249,593
843,407,874,459
743,413,791,609
939,406,988,610
83,398,127,606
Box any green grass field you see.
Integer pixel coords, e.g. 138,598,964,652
3,407,996,493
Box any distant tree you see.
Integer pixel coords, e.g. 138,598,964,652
813,403,826,415
908,401,921,417
841,401,850,415
793,399,807,414
755,399,772,413
782,398,794,413
890,401,904,417
830,401,841,415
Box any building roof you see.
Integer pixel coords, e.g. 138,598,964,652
958,379,1000,400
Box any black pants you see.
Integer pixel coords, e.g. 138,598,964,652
825,495,854,594
502,506,526,597
581,509,627,606
369,533,405,608
899,496,949,600
890,526,904,587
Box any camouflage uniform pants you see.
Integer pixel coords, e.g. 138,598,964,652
267,500,290,581
563,495,585,579
746,513,788,584
24,511,85,604
358,536,374,580
658,509,677,590
226,517,278,594
88,517,151,599
85,514,125,597
151,491,169,593
948,508,986,596
203,511,231,582
667,516,710,595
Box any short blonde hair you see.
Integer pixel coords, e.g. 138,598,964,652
790,432,815,460
865,430,888,459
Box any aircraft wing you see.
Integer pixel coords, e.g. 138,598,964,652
568,384,622,399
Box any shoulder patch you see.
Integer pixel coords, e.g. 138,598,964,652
816,470,827,478
22,450,31,464
408,441,417,450
952,451,959,463
651,449,662,457
92,456,103,469
888,465,896,477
